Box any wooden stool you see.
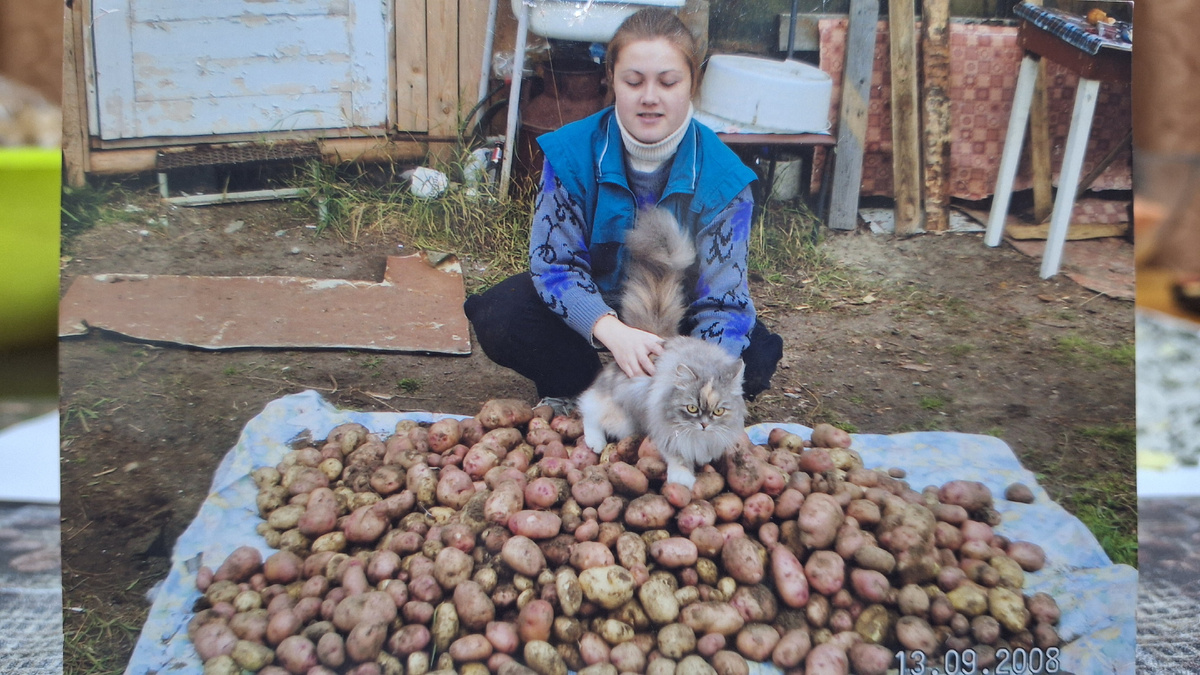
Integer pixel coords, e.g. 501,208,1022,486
985,11,1131,278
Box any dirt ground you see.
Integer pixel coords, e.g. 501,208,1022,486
57,186,1135,671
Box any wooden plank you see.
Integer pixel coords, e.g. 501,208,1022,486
58,254,472,355
827,0,879,231
1026,0,1052,223
395,0,429,132
91,0,138,139
426,0,459,165
920,0,950,232
87,148,159,175
62,0,90,187
319,137,427,164
888,0,922,234
459,0,488,122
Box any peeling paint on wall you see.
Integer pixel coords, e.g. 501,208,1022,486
93,0,387,139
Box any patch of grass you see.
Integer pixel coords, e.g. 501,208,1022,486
1055,334,1135,369
62,397,116,433
360,356,385,378
748,202,881,309
982,427,1005,438
397,377,422,394
1034,424,1136,566
222,366,239,376
61,180,140,250
830,420,859,433
847,395,865,405
947,343,975,358
295,160,535,293
919,394,949,411
63,605,141,675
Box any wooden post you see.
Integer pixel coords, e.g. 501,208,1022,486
427,0,460,165
396,0,430,133
62,0,90,187
828,0,880,231
1027,0,1053,223
889,0,923,234
921,0,950,232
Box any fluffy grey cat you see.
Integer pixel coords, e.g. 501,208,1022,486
577,208,747,489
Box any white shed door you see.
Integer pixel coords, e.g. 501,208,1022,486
90,0,390,140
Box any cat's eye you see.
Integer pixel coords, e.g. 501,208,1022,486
713,407,726,416
686,404,699,414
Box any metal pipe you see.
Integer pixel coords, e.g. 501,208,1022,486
786,0,800,59
476,0,500,120
499,0,531,200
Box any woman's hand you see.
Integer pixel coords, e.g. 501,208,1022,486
593,314,665,378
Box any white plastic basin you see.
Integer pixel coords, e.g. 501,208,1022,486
512,0,686,42
696,54,833,133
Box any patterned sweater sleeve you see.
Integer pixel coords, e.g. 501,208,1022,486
529,158,616,342
689,185,757,357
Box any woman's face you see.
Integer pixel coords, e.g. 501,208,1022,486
612,38,692,144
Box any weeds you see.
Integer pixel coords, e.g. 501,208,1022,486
294,161,534,293
61,180,140,249
397,378,422,394
63,605,141,675
919,394,949,411
1055,335,1135,369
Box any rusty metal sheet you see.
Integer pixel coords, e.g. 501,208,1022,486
59,254,471,354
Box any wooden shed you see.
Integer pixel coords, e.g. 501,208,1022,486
62,0,505,186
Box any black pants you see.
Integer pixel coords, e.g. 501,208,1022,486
464,273,784,399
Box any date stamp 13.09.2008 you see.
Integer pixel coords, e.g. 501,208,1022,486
895,647,1064,675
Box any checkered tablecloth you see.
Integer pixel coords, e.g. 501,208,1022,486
815,18,1132,204
1013,3,1131,55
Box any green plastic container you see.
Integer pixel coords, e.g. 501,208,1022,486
0,148,60,348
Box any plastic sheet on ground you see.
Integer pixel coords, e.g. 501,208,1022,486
125,390,1135,675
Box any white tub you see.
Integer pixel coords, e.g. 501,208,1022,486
696,54,833,134
512,0,686,42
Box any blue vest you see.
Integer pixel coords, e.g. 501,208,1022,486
536,107,757,295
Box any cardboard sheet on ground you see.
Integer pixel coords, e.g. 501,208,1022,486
59,253,471,354
125,391,1135,675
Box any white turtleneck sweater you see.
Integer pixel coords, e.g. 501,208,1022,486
614,103,695,174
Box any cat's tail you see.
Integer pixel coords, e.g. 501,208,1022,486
621,208,695,337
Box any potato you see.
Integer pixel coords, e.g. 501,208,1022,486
193,622,238,662
895,616,939,654
804,550,845,596
387,624,430,657
343,503,390,544
214,546,263,584
937,480,993,513
734,623,779,662
508,510,562,539
571,541,616,570
625,494,675,529
847,642,892,675
477,399,535,430
450,634,494,663
230,640,274,671
430,601,458,651
677,654,718,675
517,599,554,642
345,621,388,663
332,592,397,633
770,546,810,608
811,423,852,449
275,635,318,674
650,537,699,568
849,568,891,604
489,535,543,578
579,565,636,610
609,641,646,672
1006,541,1046,571
989,586,1031,632
524,640,568,675
653,622,694,659
770,627,811,668
805,642,848,675
729,584,777,624
432,545,473,590
721,536,765,585
454,580,496,631
798,493,844,549
578,665,618,675
681,602,745,636
853,545,896,575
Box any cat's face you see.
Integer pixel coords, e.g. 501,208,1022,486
667,361,745,431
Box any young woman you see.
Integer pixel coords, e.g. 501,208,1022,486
465,8,783,412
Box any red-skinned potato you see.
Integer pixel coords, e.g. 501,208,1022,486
477,399,534,430
214,546,263,583
771,546,810,608
805,642,849,675
721,535,765,585
811,423,852,449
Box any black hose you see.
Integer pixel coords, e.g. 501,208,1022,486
460,83,508,142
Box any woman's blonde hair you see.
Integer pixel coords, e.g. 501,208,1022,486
605,8,701,92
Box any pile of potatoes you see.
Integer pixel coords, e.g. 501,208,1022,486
186,398,1062,675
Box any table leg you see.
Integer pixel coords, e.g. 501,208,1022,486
985,54,1041,247
1040,76,1100,279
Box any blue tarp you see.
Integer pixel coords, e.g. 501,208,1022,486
126,390,1135,674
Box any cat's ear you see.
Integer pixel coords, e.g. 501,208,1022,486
730,360,746,384
675,363,698,382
